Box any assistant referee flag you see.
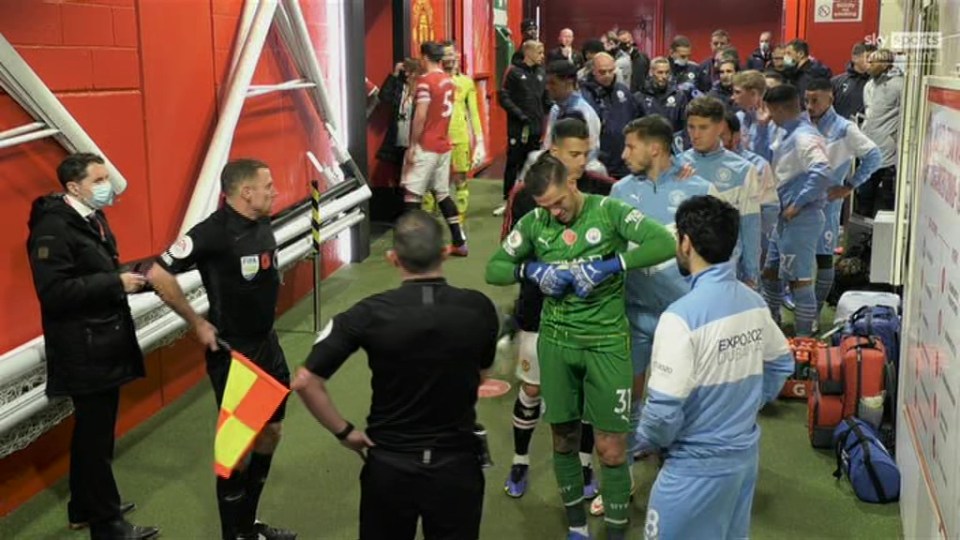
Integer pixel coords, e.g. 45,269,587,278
214,350,289,478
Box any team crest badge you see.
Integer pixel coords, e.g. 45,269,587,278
521,359,531,372
240,255,259,281
504,230,523,255
666,96,676,106
715,167,733,187
668,190,687,208
585,227,602,245
562,229,578,246
617,90,626,103
169,236,193,259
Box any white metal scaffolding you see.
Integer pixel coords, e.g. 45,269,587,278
0,33,129,194
180,0,369,237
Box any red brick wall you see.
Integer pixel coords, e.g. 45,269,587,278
0,0,343,515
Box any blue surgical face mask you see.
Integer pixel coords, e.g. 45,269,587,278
783,56,796,68
673,57,688,67
88,182,115,209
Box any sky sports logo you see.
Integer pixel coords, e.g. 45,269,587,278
866,32,942,50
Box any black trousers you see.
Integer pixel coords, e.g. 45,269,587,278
68,387,122,526
855,165,897,218
503,136,540,200
359,447,484,540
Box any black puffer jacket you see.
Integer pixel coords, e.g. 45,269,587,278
831,62,871,120
27,194,144,396
787,58,833,102
499,60,549,140
376,72,414,164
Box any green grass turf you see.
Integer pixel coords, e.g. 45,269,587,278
0,180,901,539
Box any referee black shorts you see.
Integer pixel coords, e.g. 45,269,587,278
206,330,291,424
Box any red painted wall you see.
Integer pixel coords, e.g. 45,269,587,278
663,0,782,62
0,0,343,515
366,0,398,190
538,0,782,61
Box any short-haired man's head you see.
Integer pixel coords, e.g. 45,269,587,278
711,29,730,52
622,115,674,176
649,56,671,87
623,115,674,152
717,47,739,66
393,210,445,273
806,78,832,93
787,39,809,58
804,78,834,118
723,110,741,134
221,158,270,196
521,40,540,54
670,35,692,51
733,70,766,93
763,83,799,107
764,84,801,125
686,96,725,123
57,153,105,188
851,42,877,72
686,97,725,152
852,41,877,57
546,60,578,101
525,152,568,198
552,117,589,144
763,70,785,86
521,19,538,39
731,70,766,110
675,195,740,266
546,59,578,80
420,41,445,63
720,110,741,150
550,116,590,179
592,52,617,86
868,48,895,76
582,39,605,59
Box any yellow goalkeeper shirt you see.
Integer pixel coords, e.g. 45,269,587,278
449,73,483,145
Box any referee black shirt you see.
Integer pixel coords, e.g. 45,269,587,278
305,278,499,452
156,204,279,343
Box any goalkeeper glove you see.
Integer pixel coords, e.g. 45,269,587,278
472,143,486,169
518,262,573,298
570,255,625,298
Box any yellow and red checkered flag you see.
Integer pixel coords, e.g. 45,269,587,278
214,349,289,478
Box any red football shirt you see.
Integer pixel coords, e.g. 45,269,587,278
414,70,454,154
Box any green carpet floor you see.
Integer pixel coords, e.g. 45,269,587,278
1,180,901,539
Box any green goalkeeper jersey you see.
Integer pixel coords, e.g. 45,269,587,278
486,194,675,351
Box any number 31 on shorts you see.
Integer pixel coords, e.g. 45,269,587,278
614,389,632,421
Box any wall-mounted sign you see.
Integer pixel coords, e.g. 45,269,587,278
814,0,863,23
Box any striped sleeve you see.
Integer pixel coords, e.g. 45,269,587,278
415,82,431,104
